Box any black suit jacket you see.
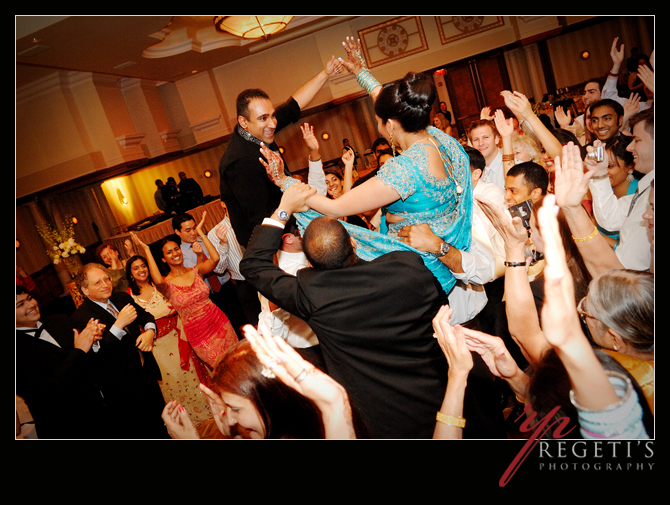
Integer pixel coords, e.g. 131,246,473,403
16,314,110,439
241,224,450,439
218,98,301,247
72,292,167,438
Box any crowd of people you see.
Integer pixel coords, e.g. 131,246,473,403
17,36,653,441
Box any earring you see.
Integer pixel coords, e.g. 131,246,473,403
626,171,634,182
613,344,618,351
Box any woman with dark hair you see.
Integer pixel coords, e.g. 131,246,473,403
130,213,238,370
596,135,639,244
261,37,473,295
125,255,213,426
323,161,370,230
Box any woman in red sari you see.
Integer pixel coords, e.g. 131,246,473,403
131,212,238,369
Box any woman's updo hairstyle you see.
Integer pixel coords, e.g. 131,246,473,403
374,72,436,133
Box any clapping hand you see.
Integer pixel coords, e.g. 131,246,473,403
162,401,199,439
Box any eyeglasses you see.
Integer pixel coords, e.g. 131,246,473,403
577,296,598,324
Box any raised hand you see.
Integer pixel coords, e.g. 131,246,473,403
552,142,593,210
637,64,654,94
432,305,473,378
161,401,199,439
243,323,355,438
493,109,514,138
301,123,320,153
339,36,367,74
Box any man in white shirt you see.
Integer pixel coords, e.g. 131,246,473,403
468,119,505,189
589,108,654,271
258,215,319,349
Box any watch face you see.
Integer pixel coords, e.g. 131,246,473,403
277,210,289,221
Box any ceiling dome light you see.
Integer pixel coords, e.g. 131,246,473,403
213,16,293,39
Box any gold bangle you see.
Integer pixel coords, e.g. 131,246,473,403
436,411,466,428
572,226,600,243
502,154,515,162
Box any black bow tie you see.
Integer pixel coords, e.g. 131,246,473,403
18,327,44,339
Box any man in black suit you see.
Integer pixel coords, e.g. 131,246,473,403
218,56,341,248
239,184,442,438
16,285,111,439
71,263,169,439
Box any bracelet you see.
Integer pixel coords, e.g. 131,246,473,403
308,155,321,162
502,154,515,162
591,173,609,180
572,226,599,243
436,412,466,428
356,69,381,95
504,261,526,267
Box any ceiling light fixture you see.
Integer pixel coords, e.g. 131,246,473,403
213,16,293,39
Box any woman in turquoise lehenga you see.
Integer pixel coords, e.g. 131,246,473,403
261,38,472,295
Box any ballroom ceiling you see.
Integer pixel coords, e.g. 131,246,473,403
16,15,357,89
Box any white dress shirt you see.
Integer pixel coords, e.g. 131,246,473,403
480,148,506,190
589,169,653,271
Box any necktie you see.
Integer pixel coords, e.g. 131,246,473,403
106,302,119,318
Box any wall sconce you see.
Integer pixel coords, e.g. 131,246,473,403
71,216,78,225
117,188,129,205
16,239,20,249
580,50,590,60
204,170,212,178
279,146,285,154
321,133,330,141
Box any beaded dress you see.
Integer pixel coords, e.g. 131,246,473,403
167,268,238,368
289,127,473,295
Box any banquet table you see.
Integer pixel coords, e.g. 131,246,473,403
103,199,226,259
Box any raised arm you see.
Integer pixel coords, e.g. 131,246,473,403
553,143,624,277
292,56,342,110
537,194,620,411
260,142,400,218
130,232,170,298
193,211,221,277
493,108,515,176
501,90,563,162
300,123,327,196
475,195,549,363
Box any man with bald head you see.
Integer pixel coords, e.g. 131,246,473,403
240,183,505,439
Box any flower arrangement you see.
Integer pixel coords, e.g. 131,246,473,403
37,216,86,265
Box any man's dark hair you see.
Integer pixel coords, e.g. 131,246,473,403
590,98,624,119
507,162,549,195
302,217,356,270
464,145,486,172
172,213,195,233
236,88,270,120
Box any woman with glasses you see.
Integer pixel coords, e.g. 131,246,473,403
577,269,654,413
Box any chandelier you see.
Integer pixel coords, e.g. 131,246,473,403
213,16,293,39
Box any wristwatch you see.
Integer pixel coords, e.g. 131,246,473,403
275,209,289,222
436,240,450,257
